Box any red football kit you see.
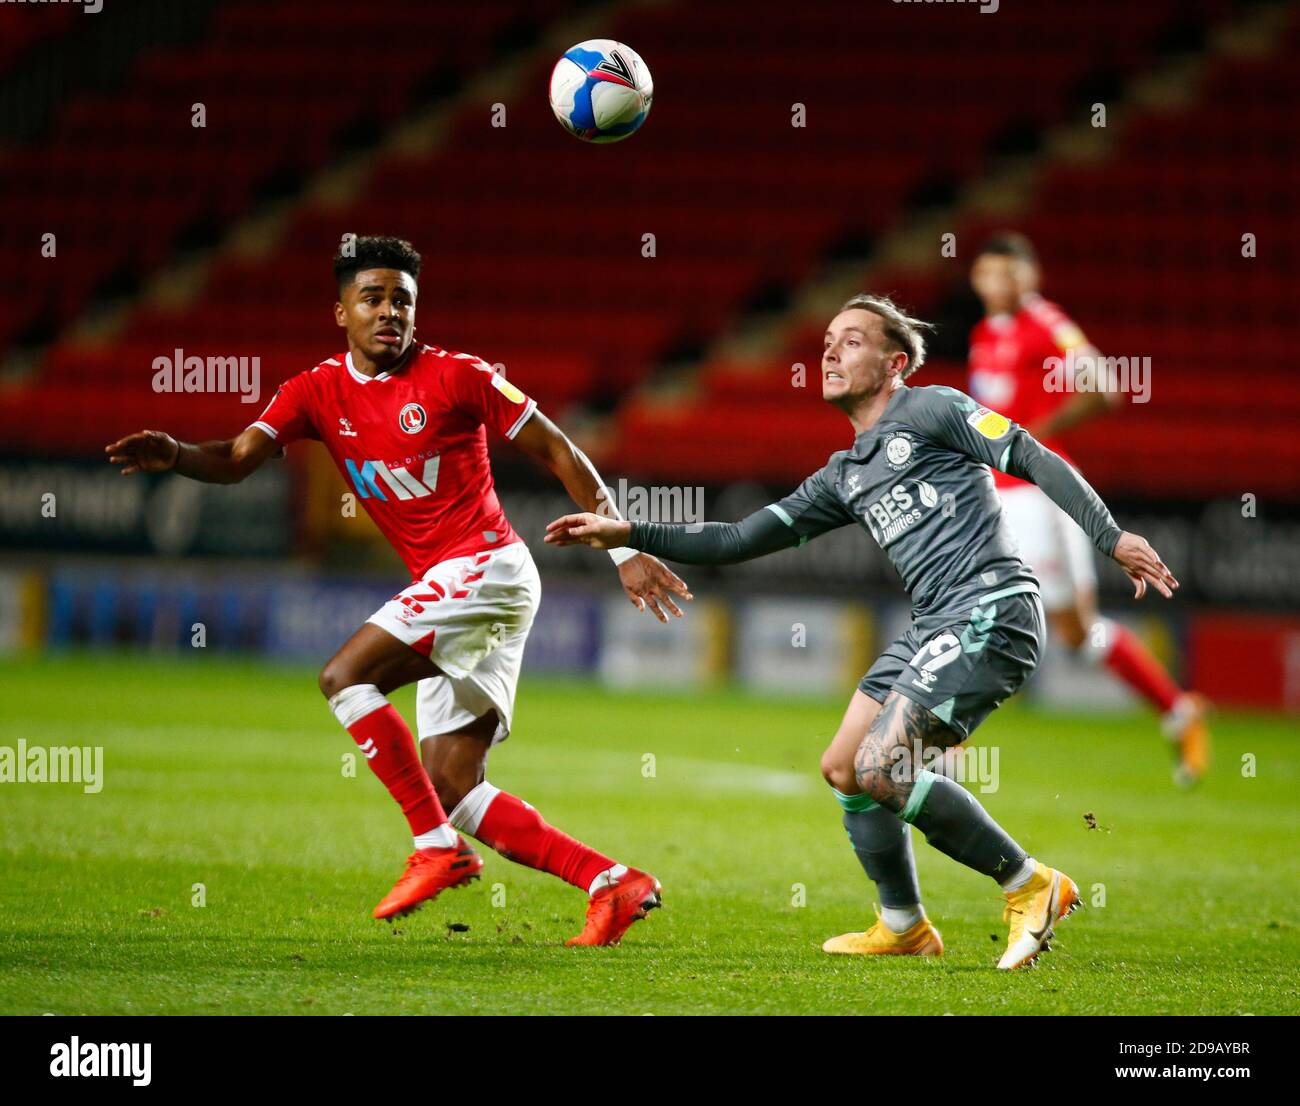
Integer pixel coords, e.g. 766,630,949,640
257,340,641,916
967,293,1090,490
968,295,1190,720
251,343,537,579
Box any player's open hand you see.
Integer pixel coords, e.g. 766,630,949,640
617,554,693,622
105,430,179,475
1112,531,1178,600
544,512,631,550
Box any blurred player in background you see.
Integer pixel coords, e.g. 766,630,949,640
106,236,691,945
969,233,1209,785
547,295,1181,969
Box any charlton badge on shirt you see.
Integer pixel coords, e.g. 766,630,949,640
398,402,427,434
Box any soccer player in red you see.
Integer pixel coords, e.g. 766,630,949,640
105,236,691,944
968,232,1209,784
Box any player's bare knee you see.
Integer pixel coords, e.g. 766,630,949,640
820,750,856,793
317,664,338,699
318,660,361,700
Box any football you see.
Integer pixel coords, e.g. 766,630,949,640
548,38,653,143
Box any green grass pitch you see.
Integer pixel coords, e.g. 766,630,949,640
1,653,1296,1015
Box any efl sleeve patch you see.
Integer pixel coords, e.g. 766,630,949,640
967,406,1011,439
490,373,527,404
1051,322,1087,351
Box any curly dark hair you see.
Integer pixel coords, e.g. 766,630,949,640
333,235,423,293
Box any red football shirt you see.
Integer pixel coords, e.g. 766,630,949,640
968,293,1090,489
251,343,537,579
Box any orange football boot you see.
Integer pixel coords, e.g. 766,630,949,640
566,868,662,946
372,836,483,921
1167,693,1212,788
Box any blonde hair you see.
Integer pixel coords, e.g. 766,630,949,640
839,294,935,379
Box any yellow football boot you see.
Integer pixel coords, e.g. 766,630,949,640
822,909,944,956
998,861,1080,970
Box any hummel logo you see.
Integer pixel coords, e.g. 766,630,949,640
358,738,377,761
339,418,357,437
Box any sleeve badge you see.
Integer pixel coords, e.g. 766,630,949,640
490,373,527,404
967,406,1011,439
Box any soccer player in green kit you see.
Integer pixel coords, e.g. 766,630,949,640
546,294,1179,969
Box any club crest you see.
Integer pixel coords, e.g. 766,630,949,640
398,403,427,434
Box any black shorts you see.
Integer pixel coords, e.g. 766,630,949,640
858,588,1044,741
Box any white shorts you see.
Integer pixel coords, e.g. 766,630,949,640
998,483,1097,611
367,542,541,744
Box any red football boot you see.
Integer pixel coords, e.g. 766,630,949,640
372,836,483,921
566,868,662,946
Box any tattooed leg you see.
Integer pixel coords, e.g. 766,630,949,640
822,691,922,921
854,692,1028,883
852,690,959,811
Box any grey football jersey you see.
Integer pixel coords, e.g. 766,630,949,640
769,385,1044,618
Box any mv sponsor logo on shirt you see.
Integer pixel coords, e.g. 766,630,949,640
346,451,441,501
863,480,939,546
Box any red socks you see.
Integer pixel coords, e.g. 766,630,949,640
452,783,615,893
1096,620,1182,713
327,685,616,888
329,685,448,837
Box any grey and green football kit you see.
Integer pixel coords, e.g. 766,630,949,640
628,384,1127,901
628,384,1123,740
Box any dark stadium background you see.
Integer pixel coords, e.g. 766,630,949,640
1,0,1297,711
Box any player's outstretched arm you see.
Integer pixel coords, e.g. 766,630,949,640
548,462,850,566
512,409,627,517
546,508,795,566
105,425,279,484
920,389,1178,603
511,409,692,622
1004,431,1177,600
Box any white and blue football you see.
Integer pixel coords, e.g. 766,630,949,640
549,39,653,143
